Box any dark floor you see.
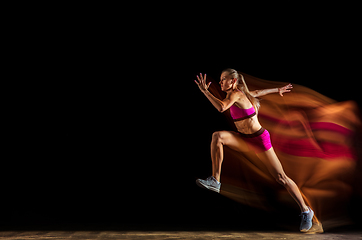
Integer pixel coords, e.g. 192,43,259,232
0,230,361,240
0,223,360,240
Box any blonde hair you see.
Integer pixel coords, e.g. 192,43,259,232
222,68,260,112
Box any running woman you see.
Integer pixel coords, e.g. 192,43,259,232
194,69,314,232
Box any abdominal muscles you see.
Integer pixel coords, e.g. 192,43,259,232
234,116,262,134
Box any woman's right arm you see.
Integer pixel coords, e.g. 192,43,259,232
194,73,238,113
202,90,226,112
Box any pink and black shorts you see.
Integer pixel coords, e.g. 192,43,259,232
238,128,272,154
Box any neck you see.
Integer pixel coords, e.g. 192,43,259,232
225,85,237,94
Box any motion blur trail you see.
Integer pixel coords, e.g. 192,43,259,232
207,72,362,231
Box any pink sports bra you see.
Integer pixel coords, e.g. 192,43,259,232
230,105,256,121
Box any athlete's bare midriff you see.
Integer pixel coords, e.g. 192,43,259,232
234,115,262,134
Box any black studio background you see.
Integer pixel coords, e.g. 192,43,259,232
4,4,361,230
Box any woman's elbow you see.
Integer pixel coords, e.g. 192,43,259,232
218,105,227,113
250,90,259,98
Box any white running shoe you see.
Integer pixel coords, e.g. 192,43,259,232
196,176,221,193
300,207,314,232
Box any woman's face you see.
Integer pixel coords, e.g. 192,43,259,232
219,72,235,92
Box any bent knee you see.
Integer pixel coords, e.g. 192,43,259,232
276,173,289,186
212,131,227,144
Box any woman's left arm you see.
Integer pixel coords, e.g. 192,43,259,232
250,83,293,97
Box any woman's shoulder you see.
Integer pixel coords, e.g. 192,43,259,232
227,89,244,101
231,89,249,101
232,90,252,108
230,89,244,97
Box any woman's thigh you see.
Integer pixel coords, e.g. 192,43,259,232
214,131,249,153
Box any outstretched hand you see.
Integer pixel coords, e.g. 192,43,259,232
194,73,211,92
278,83,293,97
